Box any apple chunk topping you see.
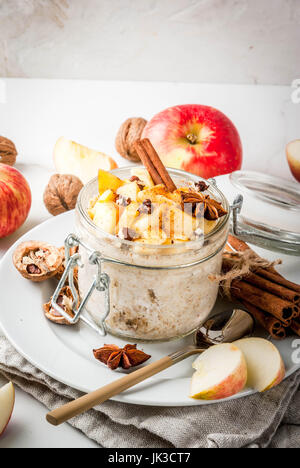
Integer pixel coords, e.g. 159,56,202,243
13,241,63,282
88,169,227,246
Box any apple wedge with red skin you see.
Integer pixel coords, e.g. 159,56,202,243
0,382,15,437
0,163,32,238
143,104,243,179
286,139,300,183
190,343,247,400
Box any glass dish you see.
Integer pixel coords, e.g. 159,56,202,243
229,171,300,255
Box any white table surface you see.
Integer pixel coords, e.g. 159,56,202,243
0,78,299,448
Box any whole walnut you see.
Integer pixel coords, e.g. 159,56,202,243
44,174,83,216
0,136,18,166
115,117,147,162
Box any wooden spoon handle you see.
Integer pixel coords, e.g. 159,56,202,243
46,356,173,426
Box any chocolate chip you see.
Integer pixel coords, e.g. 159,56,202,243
129,176,145,190
193,228,204,239
130,176,140,182
26,264,41,275
122,227,137,241
139,199,152,215
116,195,131,207
195,181,209,192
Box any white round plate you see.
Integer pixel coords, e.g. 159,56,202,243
0,210,299,406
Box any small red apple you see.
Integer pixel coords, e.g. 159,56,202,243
286,139,300,183
0,163,32,238
142,104,243,179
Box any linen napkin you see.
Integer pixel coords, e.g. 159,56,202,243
0,335,299,448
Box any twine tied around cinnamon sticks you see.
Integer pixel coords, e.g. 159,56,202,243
210,249,282,301
211,235,300,340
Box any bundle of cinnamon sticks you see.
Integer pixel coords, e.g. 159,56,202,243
223,235,300,340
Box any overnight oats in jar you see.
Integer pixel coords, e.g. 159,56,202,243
75,162,229,342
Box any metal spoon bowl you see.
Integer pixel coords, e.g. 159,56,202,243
170,308,254,363
47,308,254,426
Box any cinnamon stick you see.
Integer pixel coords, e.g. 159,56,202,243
227,234,300,294
227,235,251,253
291,320,300,337
134,140,164,186
241,300,286,340
243,272,300,303
222,256,299,303
230,279,297,325
256,268,300,295
134,139,177,192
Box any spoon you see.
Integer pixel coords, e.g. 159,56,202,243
46,309,254,426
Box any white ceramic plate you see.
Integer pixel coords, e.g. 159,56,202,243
0,210,299,407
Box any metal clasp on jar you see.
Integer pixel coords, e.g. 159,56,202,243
51,234,111,336
209,178,283,251
230,194,283,249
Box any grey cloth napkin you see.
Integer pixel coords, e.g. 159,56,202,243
0,336,299,448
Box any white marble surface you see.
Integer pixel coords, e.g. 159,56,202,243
0,78,299,448
0,0,299,85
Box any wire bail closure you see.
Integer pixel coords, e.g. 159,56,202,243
51,234,110,336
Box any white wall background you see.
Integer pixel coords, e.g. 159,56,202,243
0,0,299,84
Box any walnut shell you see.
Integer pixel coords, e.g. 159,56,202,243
43,174,83,216
115,117,147,162
43,286,78,325
55,245,79,288
13,241,63,282
0,136,18,166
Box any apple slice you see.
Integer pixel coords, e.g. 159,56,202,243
286,139,300,183
0,382,15,437
98,169,124,194
130,168,154,188
92,202,119,234
54,137,118,185
234,338,285,392
190,343,247,400
117,181,141,202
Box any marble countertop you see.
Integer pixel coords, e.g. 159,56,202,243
0,78,299,448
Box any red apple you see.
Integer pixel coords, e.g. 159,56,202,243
142,104,243,179
0,163,32,238
286,139,300,183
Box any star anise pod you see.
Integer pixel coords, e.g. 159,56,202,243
203,195,227,220
93,344,151,370
181,191,227,221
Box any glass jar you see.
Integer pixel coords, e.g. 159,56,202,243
216,170,300,256
75,167,230,342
